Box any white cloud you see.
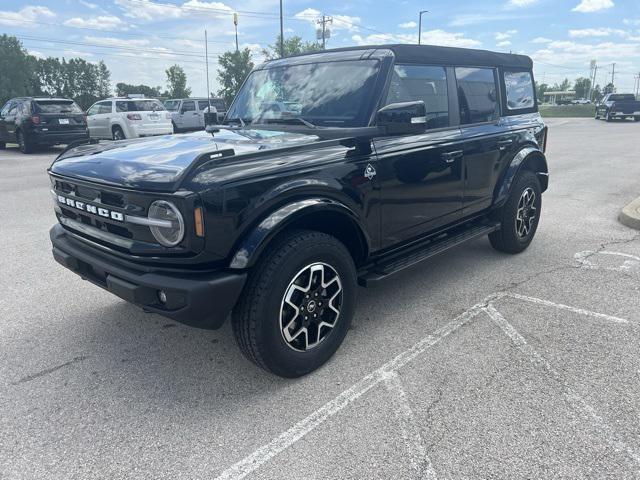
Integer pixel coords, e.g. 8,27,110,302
623,18,640,26
572,0,614,13
114,0,233,22
449,13,526,27
352,29,481,48
495,29,517,41
64,15,128,30
532,36,552,43
532,40,640,68
79,1,99,9
506,0,538,8
0,6,55,26
399,21,417,29
497,40,512,47
568,27,626,37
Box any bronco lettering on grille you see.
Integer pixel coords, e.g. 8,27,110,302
57,194,124,222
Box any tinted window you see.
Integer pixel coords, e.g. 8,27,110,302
8,103,18,116
456,67,499,124
386,65,449,129
198,100,211,110
1,101,12,116
116,100,165,112
165,100,180,111
182,101,195,112
34,100,83,114
504,71,534,110
211,99,226,110
228,60,381,127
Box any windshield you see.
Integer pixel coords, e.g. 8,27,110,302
34,100,83,114
164,100,180,111
227,60,381,128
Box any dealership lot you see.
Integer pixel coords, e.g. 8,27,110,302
1,118,639,479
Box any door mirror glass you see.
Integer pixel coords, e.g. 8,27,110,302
376,101,426,135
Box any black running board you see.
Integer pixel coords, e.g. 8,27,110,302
358,221,500,286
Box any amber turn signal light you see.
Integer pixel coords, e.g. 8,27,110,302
194,207,204,237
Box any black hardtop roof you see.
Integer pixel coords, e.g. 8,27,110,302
264,43,533,70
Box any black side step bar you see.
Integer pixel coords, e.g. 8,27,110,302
358,221,501,286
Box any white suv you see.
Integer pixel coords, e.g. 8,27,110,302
86,98,173,140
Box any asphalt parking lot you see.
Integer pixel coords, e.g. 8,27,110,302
1,118,639,480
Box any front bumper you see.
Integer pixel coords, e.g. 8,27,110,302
32,129,90,145
50,224,246,329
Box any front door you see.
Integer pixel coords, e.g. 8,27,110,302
374,64,464,247
180,100,198,129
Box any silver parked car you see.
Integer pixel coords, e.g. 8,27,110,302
164,98,227,132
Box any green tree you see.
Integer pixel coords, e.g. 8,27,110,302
96,61,111,98
165,64,191,98
116,82,162,97
573,77,591,99
262,35,323,60
0,35,37,105
536,82,549,100
217,48,254,106
603,82,615,95
592,84,603,102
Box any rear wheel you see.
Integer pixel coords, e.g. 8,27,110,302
232,230,357,378
605,111,613,122
635,116,640,122
112,126,125,141
17,130,34,154
489,171,542,254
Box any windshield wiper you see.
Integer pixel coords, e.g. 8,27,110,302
257,117,317,129
226,117,246,128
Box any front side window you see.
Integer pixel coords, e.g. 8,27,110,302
386,65,449,129
182,100,195,112
98,102,112,114
0,101,12,116
87,104,100,116
504,71,534,110
456,67,499,124
227,60,381,127
164,100,180,111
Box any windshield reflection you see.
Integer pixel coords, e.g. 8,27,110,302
227,60,381,128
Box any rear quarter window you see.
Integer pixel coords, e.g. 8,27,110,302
504,71,535,110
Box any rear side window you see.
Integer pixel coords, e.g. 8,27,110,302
198,100,211,110
34,100,83,114
455,67,499,124
504,71,534,110
386,65,449,129
116,100,165,112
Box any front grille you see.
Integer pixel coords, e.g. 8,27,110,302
50,175,201,257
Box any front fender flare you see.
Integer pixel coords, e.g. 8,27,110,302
229,198,368,269
494,146,548,207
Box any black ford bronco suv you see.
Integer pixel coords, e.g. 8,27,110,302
49,45,548,377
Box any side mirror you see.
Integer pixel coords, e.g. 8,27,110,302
376,101,427,135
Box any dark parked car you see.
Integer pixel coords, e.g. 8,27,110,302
0,97,89,153
595,93,640,121
48,45,548,377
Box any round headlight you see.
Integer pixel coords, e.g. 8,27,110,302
148,200,184,247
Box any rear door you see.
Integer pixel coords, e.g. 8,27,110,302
375,64,466,247
0,101,13,143
32,99,86,135
454,67,514,215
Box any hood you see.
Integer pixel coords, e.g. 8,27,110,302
50,128,319,192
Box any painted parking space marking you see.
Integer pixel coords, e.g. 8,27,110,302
214,292,635,480
575,250,640,272
483,303,640,468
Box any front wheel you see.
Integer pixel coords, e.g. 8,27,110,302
605,111,612,122
489,171,542,254
232,230,357,377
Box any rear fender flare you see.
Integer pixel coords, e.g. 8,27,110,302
229,198,369,269
494,146,548,207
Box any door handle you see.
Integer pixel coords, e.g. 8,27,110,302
497,139,513,150
442,150,463,163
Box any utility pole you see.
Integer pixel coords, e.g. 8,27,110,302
611,62,616,88
587,60,596,102
204,30,211,114
233,13,239,52
418,10,429,45
279,0,284,58
316,15,332,49
635,72,640,98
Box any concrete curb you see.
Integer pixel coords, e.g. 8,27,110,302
619,197,640,230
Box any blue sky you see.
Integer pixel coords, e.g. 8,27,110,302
1,0,639,95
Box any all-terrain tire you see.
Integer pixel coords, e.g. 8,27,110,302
489,170,542,254
232,230,357,378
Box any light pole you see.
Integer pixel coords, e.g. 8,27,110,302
418,10,429,45
233,13,239,52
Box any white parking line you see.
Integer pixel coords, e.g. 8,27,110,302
214,292,635,479
483,303,640,468
575,250,640,272
213,304,485,480
382,370,437,480
505,292,632,324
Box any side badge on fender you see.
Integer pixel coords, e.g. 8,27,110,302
364,164,377,181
